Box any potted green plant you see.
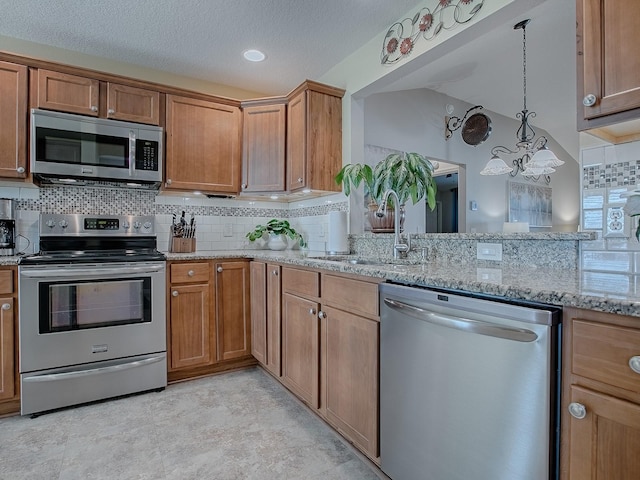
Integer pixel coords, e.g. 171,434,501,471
335,152,437,232
246,219,307,250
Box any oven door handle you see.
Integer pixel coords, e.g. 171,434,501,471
22,355,165,383
20,264,165,278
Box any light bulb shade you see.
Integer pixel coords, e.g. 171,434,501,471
530,146,564,168
521,164,555,176
480,155,514,175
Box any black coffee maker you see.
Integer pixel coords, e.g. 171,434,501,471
0,199,16,256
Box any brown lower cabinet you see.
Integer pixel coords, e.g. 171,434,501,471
561,307,640,479
167,260,253,382
250,262,282,376
0,267,19,416
257,265,382,462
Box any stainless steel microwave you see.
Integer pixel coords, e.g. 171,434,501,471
30,109,163,188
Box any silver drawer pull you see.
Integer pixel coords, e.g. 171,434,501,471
568,402,587,420
172,290,179,297
187,270,195,277
629,356,640,375
1,303,10,311
582,94,597,107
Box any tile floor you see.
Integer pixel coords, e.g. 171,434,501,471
0,368,385,480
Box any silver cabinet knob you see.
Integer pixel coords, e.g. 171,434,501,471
16,166,25,174
583,94,597,107
297,177,303,183
1,303,10,311
217,266,223,273
309,308,316,315
272,270,278,276
568,402,587,420
318,310,326,319
108,108,115,115
166,179,172,185
90,105,98,112
187,270,195,277
172,290,179,297
629,356,640,374
241,183,247,189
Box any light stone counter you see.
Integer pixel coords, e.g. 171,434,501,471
166,249,640,318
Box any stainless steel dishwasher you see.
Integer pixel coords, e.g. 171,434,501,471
379,282,561,480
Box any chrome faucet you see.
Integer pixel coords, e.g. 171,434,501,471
376,189,411,259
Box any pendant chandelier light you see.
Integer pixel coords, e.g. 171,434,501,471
480,19,563,184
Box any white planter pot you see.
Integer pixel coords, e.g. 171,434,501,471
267,234,287,251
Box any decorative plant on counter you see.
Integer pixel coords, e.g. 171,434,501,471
623,191,640,241
246,219,307,250
335,151,437,232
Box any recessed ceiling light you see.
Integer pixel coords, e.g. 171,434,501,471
243,49,266,62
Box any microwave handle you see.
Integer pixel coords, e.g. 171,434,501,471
129,130,136,177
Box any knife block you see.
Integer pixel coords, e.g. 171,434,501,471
170,237,196,253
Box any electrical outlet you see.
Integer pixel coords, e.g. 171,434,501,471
476,243,503,261
223,223,233,237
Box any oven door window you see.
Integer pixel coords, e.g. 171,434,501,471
39,277,151,333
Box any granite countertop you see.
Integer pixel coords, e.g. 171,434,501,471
166,250,640,318
5,250,637,317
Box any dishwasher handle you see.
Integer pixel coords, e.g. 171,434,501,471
383,297,539,342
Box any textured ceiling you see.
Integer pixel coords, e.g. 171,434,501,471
0,0,420,95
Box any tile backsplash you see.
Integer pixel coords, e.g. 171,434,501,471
580,141,640,297
2,184,347,254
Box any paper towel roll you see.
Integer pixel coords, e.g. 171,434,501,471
327,211,349,254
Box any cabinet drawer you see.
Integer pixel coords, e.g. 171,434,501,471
322,274,379,318
170,262,210,284
282,267,319,298
0,270,13,295
573,320,640,393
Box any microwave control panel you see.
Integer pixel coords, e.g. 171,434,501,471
135,140,159,171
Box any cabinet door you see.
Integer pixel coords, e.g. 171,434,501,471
323,305,379,458
169,283,212,370
0,297,14,401
0,61,27,179
579,0,640,122
165,95,241,193
266,263,282,376
106,83,160,125
567,385,640,479
250,261,267,365
281,292,320,408
286,90,307,192
216,261,251,361
242,103,286,192
36,69,100,116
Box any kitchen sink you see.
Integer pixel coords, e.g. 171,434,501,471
309,255,416,267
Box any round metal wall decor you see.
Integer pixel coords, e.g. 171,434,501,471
461,112,492,146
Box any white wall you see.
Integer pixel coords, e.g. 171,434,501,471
363,88,580,233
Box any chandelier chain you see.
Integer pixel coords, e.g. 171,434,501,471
522,24,527,112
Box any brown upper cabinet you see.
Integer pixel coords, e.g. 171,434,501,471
0,61,28,179
577,0,640,135
34,69,161,125
165,94,242,194
287,81,345,193
241,98,287,193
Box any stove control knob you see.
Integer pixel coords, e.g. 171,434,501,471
143,221,152,230
59,220,68,229
46,219,56,229
133,221,141,230
122,221,130,230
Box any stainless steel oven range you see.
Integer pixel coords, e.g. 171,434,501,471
18,213,167,416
